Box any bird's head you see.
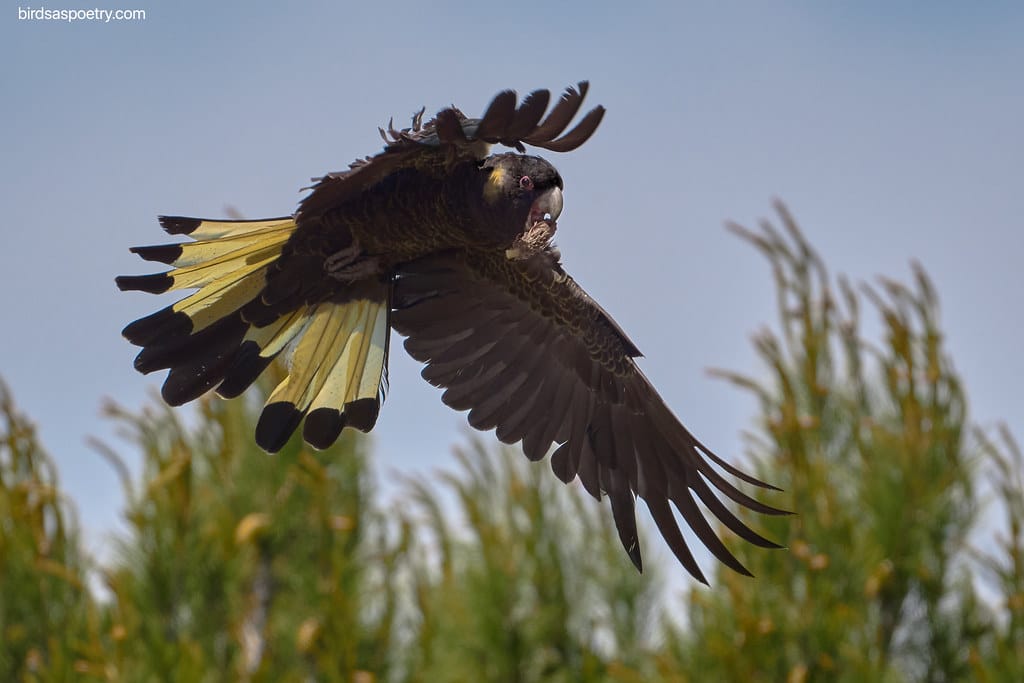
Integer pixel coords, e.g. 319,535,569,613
477,153,563,257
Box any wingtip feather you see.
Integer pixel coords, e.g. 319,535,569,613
129,244,183,264
116,273,173,294
158,216,202,235
122,306,191,346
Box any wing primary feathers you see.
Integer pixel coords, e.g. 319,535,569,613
549,381,590,484
689,475,784,549
550,441,575,484
474,89,518,141
576,436,602,501
587,402,617,470
647,403,790,515
690,431,786,491
609,409,640,489
524,370,574,462
626,409,661,498
539,106,607,153
464,323,549,430
523,81,590,144
604,465,642,572
671,485,753,577
646,497,707,584
391,246,787,580
688,453,791,516
419,338,501,384
479,366,540,440
402,328,476,363
439,361,507,410
504,89,551,141
435,109,469,145
467,80,605,152
493,367,549,448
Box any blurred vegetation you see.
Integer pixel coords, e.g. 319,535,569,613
1,202,1021,681
0,381,102,681
664,202,1022,683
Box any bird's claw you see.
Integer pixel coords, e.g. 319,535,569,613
325,240,381,281
506,220,556,261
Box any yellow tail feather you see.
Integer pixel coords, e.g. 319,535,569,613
121,214,390,452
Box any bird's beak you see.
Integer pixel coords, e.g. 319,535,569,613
539,186,563,222
510,186,563,261
529,186,563,228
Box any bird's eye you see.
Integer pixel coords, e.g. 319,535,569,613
519,175,533,190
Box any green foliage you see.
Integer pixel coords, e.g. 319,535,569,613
94,365,401,682
970,427,1024,682
396,439,661,682
665,202,1021,683
1,201,1022,681
0,380,101,681
2,360,660,682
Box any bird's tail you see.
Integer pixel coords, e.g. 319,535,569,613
116,216,389,452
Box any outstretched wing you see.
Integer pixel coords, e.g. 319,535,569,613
298,82,605,218
390,249,789,582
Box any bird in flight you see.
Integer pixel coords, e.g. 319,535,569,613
117,82,787,582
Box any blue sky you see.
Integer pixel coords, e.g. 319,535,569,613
2,1,1022,573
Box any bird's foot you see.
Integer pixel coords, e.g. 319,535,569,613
506,220,556,261
325,240,381,282
325,240,362,270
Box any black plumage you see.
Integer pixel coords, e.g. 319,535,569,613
117,82,788,581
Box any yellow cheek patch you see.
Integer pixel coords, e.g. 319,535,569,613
484,166,506,203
